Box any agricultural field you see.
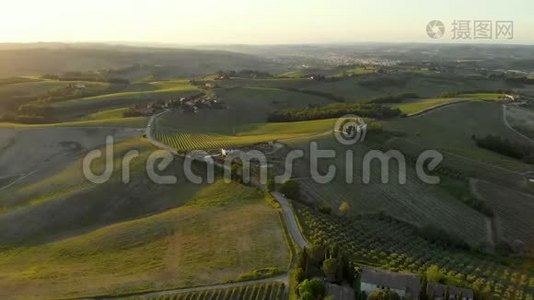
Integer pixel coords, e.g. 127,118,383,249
152,86,336,151
505,105,534,140
131,282,286,300
393,98,466,115
0,79,110,113
0,178,290,299
471,179,534,253
159,86,331,130
1,42,534,300
384,101,534,173
215,73,514,103
51,79,199,118
0,116,147,128
283,137,489,245
154,118,334,152
392,93,505,116
295,205,534,300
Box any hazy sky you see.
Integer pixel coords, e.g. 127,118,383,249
2,0,533,44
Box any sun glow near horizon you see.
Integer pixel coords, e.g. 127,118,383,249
2,0,534,44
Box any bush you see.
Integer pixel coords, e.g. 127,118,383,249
236,267,281,281
297,278,325,299
280,179,300,200
318,205,332,215
418,225,470,250
322,258,339,282
368,289,401,300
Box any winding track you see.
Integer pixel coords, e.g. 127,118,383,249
120,111,312,299
501,104,534,144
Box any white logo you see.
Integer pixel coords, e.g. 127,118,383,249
427,20,445,39
334,115,367,145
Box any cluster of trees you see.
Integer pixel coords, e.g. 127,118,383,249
418,225,470,251
279,179,300,200
215,69,272,79
268,103,400,122
473,134,534,164
291,244,361,300
367,289,401,300
367,93,419,104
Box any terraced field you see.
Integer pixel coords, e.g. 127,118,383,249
134,282,286,300
154,114,334,152
472,180,534,253
295,206,533,300
286,137,488,245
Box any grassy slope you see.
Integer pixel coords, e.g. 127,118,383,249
393,98,466,115
0,80,110,112
43,80,198,123
384,101,532,172
0,80,196,127
0,181,289,299
0,117,147,128
156,86,332,135
53,80,196,108
393,93,505,116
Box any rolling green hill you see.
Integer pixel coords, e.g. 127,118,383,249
0,180,290,299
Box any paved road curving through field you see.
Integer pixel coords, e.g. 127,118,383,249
272,191,310,249
130,111,313,299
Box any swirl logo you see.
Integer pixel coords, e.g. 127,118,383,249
334,114,367,145
426,20,445,39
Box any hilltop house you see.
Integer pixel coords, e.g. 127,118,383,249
426,283,474,300
360,268,420,299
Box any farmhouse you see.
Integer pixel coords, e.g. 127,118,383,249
503,94,518,102
360,268,420,299
426,282,474,300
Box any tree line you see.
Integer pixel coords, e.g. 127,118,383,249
473,134,534,164
268,103,400,122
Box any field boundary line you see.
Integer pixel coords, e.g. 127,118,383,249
405,99,468,118
501,104,534,144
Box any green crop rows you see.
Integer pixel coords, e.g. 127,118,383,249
295,206,533,300
138,282,286,300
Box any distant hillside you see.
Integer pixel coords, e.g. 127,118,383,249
0,44,283,78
